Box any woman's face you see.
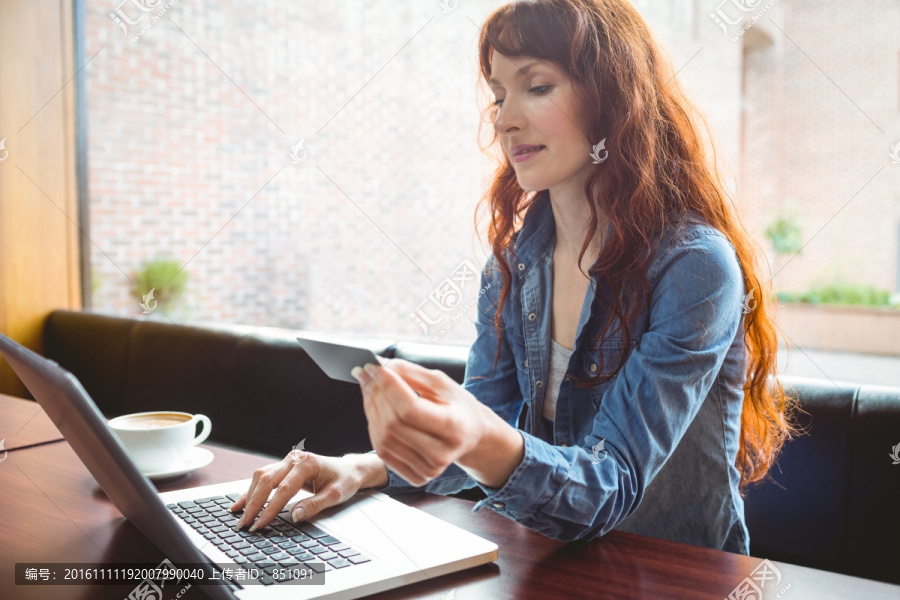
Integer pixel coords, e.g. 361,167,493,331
489,51,593,193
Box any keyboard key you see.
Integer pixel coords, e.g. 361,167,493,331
209,525,228,534
225,494,242,502
255,560,275,569
328,558,351,569
166,503,177,509
177,501,197,509
300,539,320,549
308,546,328,555
196,496,223,503
198,516,216,524
268,551,289,561
186,507,204,514
261,546,282,555
202,533,217,540
286,530,310,540
318,536,341,546
257,574,275,586
246,535,264,543
246,553,267,562
297,522,329,539
214,498,232,505
348,555,371,565
277,541,295,549
225,550,240,559
239,547,259,556
278,557,300,567
303,561,332,573
287,547,310,557
317,552,338,561
338,548,360,558
253,540,273,549
220,535,241,544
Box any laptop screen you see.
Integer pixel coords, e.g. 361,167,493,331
0,333,236,600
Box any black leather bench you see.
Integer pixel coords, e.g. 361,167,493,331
41,310,900,585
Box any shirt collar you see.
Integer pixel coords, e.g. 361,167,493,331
513,189,612,269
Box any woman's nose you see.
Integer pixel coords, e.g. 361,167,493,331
493,97,522,136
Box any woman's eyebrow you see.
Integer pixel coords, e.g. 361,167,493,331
488,60,548,88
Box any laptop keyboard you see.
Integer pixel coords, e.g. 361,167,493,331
166,494,371,586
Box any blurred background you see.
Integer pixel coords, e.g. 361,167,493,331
6,0,900,387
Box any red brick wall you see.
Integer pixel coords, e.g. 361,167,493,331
84,0,900,345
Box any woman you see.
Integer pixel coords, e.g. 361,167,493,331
230,0,801,554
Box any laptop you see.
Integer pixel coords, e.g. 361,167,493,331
0,333,498,599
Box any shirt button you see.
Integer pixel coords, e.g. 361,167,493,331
528,313,536,321
523,359,528,368
564,376,570,382
561,444,568,447
517,263,525,271
492,501,505,509
590,363,598,373
536,380,543,388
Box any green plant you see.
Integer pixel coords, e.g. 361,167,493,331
132,259,187,313
764,215,804,256
777,276,895,308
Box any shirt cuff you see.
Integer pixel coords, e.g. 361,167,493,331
470,429,566,522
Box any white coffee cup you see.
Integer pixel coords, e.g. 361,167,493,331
108,411,212,473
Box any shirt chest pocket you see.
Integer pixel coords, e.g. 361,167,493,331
583,337,639,409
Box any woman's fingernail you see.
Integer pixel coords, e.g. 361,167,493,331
363,363,378,376
248,523,258,532
350,366,364,381
292,507,306,523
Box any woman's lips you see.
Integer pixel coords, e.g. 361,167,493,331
514,146,544,163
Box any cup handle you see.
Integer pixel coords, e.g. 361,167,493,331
190,414,212,445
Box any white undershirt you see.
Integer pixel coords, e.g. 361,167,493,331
542,338,574,422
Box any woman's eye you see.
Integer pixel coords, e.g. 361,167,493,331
492,85,553,107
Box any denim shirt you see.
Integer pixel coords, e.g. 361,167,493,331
375,190,750,555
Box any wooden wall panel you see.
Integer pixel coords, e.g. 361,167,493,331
0,0,82,397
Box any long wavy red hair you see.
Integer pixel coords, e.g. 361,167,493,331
472,0,803,492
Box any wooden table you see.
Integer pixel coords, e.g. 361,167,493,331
1,396,898,599
1,392,64,450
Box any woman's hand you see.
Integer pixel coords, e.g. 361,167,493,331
352,359,524,488
228,450,387,531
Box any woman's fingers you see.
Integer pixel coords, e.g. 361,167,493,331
290,478,355,523
229,466,266,512
250,453,313,531
382,358,453,401
377,444,434,487
374,424,448,481
362,364,452,438
233,458,293,528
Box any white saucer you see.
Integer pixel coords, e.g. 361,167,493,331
142,447,215,481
